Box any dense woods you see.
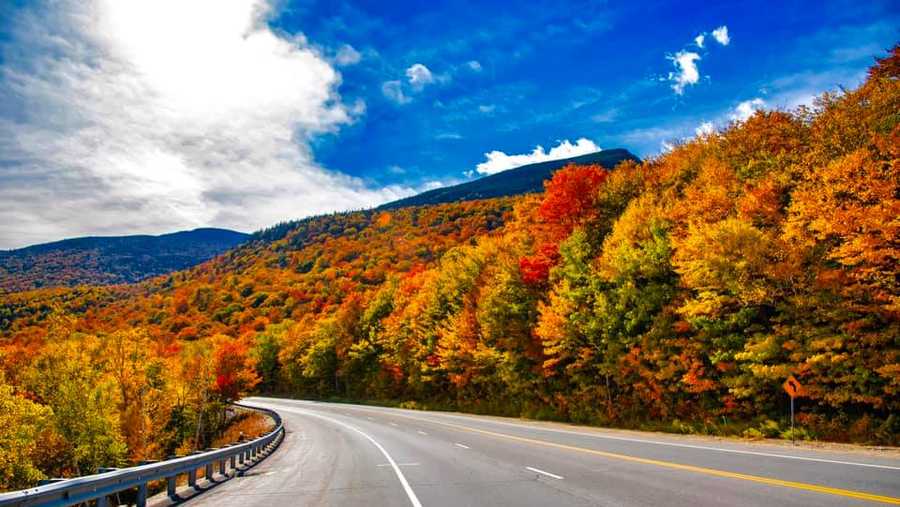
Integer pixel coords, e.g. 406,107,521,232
0,47,897,491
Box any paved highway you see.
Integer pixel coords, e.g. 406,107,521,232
185,397,900,506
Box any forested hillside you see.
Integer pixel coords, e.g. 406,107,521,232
0,228,249,293
0,47,897,491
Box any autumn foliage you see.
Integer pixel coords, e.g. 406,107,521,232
1,45,898,491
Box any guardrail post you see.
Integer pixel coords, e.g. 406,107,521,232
188,468,197,488
96,495,110,507
219,458,226,476
167,475,177,498
231,453,237,469
137,482,148,507
206,462,214,481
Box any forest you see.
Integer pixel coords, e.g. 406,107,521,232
0,47,897,491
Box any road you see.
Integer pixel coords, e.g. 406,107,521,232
185,397,900,506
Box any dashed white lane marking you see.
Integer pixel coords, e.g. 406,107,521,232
377,463,421,467
526,466,564,480
393,409,900,472
390,422,399,427
366,416,374,421
417,431,428,436
454,443,470,449
277,407,422,507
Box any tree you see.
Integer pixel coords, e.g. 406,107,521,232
0,377,53,491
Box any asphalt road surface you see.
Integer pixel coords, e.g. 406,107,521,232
185,397,900,506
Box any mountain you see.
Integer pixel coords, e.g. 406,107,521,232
380,148,639,210
0,228,250,293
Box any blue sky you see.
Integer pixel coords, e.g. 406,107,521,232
277,0,898,187
0,0,897,248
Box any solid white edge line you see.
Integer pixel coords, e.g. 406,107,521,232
454,443,470,449
413,411,900,472
525,466,563,480
278,406,423,507
417,431,428,436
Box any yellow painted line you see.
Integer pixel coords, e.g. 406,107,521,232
393,412,900,505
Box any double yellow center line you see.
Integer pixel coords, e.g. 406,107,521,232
393,411,900,505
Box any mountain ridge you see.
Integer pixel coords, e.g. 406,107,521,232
0,227,249,293
380,148,639,210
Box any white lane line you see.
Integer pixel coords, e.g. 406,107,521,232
253,398,900,472
390,422,399,427
277,407,422,507
417,430,428,436
424,412,900,471
525,466,563,480
377,463,421,467
366,416,374,421
454,443,470,449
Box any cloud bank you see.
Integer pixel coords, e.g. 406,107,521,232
0,0,416,249
475,138,600,175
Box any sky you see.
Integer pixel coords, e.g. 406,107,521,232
0,0,897,249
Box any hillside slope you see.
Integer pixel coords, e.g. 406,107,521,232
380,148,639,209
0,228,250,293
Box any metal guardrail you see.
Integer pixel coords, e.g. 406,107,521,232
0,403,284,507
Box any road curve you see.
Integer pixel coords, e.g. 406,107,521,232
184,397,900,506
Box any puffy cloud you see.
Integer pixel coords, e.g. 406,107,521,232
475,138,600,175
667,51,701,95
382,80,411,104
0,0,418,249
406,63,435,89
694,34,705,48
467,60,483,72
731,98,766,121
334,44,361,66
695,121,715,137
712,25,730,46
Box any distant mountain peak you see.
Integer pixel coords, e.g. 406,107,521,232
380,148,639,210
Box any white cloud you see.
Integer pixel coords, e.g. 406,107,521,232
0,0,420,248
381,80,410,104
334,44,361,66
436,132,463,140
467,60,483,72
695,121,715,137
712,26,730,46
694,34,705,48
731,98,766,121
406,63,435,89
478,104,496,114
475,138,601,175
667,51,701,95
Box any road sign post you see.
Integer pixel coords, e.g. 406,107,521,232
782,375,805,445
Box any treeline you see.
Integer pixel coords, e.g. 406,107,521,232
0,46,897,491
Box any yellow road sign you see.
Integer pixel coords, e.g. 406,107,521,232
783,375,805,398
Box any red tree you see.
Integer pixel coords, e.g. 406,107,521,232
520,164,609,285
